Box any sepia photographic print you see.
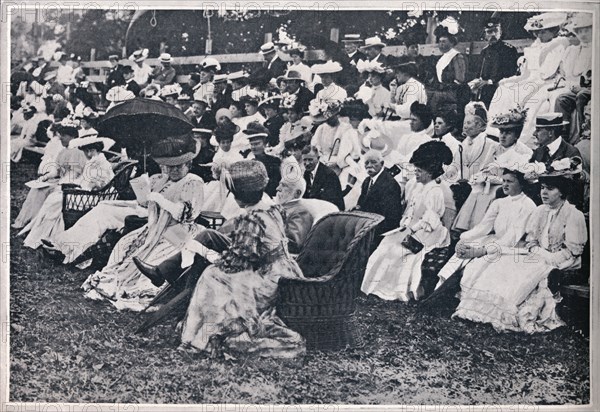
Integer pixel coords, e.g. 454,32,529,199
1,0,598,410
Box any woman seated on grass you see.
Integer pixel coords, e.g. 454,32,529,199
452,158,587,333
20,130,114,249
81,134,205,311
179,160,306,358
13,121,85,230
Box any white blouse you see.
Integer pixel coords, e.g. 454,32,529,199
460,193,537,247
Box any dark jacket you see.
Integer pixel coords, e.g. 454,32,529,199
480,40,519,84
106,64,126,89
212,86,233,112
529,138,581,163
265,56,288,78
126,79,141,96
303,162,345,211
357,169,403,236
290,86,315,113
264,114,285,147
191,112,216,130
254,153,282,198
348,50,367,65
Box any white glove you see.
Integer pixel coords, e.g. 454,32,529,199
146,192,183,218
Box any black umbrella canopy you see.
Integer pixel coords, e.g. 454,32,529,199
98,97,193,142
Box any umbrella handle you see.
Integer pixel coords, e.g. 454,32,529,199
458,145,464,181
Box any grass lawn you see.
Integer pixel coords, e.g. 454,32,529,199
8,161,590,405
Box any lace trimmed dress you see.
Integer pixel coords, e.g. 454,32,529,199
437,193,537,284
180,201,306,358
453,200,587,333
361,179,450,301
82,173,204,311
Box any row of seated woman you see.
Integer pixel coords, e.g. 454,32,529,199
14,129,589,357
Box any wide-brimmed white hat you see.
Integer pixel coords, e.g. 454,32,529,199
535,112,569,128
259,42,276,55
567,13,593,31
78,127,99,138
524,12,566,31
227,70,249,81
159,83,182,98
129,48,149,63
106,86,135,103
70,135,116,152
159,53,173,63
360,36,386,50
200,57,221,72
311,60,343,75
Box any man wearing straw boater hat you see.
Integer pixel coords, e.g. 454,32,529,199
259,41,287,78
360,35,391,66
151,53,176,87
244,122,282,198
342,33,367,66
530,113,580,164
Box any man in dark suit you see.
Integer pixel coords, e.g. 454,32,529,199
342,34,367,66
355,150,403,243
122,65,141,96
302,146,345,210
530,113,581,163
281,71,315,113
211,74,233,112
527,113,581,206
468,18,519,108
105,54,125,91
259,42,287,79
245,122,282,198
190,98,216,130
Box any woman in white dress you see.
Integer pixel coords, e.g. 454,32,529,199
553,13,593,143
453,105,531,231
435,159,537,288
204,119,243,212
361,141,453,302
12,121,64,229
82,135,205,311
22,134,115,249
488,12,569,148
452,159,587,332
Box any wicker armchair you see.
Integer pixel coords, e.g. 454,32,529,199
62,160,138,230
276,211,384,351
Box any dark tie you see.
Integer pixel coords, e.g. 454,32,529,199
366,178,373,196
306,173,313,193
541,146,551,163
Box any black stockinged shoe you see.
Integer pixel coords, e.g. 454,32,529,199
132,257,165,287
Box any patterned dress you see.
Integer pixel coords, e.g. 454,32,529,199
180,201,306,358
